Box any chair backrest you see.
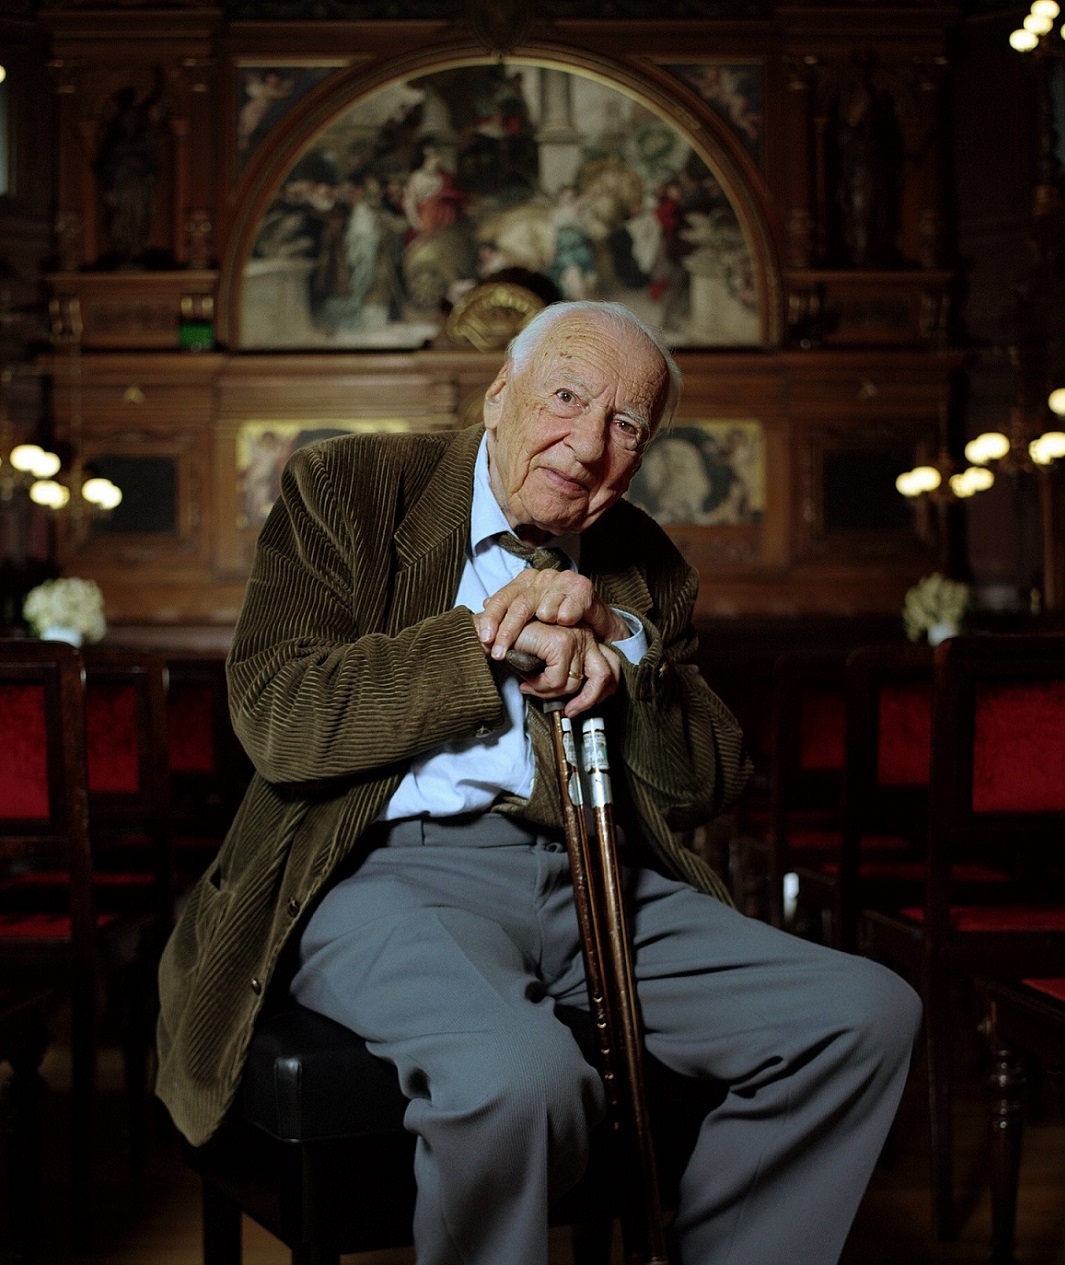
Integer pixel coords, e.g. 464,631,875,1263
165,655,252,839
768,652,848,824
0,638,96,965
925,634,1065,937
83,647,173,915
842,643,934,841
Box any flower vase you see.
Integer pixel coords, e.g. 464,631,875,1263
927,621,958,647
41,624,83,647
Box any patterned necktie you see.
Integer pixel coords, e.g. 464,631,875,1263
497,532,569,573
492,532,569,830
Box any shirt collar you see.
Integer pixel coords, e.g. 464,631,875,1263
470,434,580,568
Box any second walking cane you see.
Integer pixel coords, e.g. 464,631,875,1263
545,700,669,1265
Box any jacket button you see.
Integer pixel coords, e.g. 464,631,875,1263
475,724,491,737
250,978,263,995
656,661,669,678
287,897,301,917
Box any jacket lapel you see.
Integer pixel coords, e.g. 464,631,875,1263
387,425,484,636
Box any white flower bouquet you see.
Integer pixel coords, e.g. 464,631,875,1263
902,572,970,645
23,577,107,645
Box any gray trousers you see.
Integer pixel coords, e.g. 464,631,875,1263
292,815,921,1265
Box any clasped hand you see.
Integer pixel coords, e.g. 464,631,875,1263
473,569,627,715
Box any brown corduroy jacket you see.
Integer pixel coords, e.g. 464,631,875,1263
155,424,751,1147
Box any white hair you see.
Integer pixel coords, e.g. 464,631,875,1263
505,300,682,432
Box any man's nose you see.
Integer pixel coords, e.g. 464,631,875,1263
566,407,609,463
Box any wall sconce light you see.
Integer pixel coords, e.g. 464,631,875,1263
895,448,977,501
1010,0,1062,50
962,401,1065,477
40,298,122,520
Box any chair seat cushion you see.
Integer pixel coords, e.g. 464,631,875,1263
241,1004,700,1147
242,1007,410,1141
898,905,1065,932
1024,977,1065,1004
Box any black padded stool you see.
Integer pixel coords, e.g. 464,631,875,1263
185,1003,723,1265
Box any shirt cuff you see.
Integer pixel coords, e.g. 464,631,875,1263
610,607,649,665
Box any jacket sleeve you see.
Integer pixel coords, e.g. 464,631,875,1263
225,441,505,787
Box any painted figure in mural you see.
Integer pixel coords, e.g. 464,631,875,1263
238,430,291,530
343,182,384,323
464,68,537,194
705,426,761,524
238,70,296,157
94,85,164,265
636,434,714,524
548,187,598,300
402,143,468,239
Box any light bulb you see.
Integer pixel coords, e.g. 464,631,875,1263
82,476,122,509
909,465,942,493
1024,11,1054,32
29,479,71,509
964,431,1010,464
10,443,46,473
1030,431,1065,464
1048,387,1065,415
1032,0,1060,16
949,467,993,498
30,449,61,479
896,470,921,497
1010,27,1040,48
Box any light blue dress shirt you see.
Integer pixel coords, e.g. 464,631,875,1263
381,435,647,820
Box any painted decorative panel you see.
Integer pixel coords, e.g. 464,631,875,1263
238,60,763,351
236,418,413,528
627,419,764,526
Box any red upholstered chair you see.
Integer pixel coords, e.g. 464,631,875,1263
734,652,854,927
0,638,100,1245
83,648,175,1171
166,655,252,888
82,648,174,925
2,647,173,1182
0,637,168,1245
979,976,1065,1265
792,644,933,948
795,643,1009,951
862,634,1065,1242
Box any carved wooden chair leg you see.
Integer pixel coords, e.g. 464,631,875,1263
3,1006,51,1265
69,976,97,1251
985,1028,1026,1265
925,964,957,1242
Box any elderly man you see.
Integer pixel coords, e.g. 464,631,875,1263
156,300,920,1265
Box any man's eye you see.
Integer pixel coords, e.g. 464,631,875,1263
556,390,575,404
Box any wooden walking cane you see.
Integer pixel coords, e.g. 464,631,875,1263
545,700,670,1265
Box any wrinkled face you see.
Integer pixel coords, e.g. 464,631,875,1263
483,314,669,539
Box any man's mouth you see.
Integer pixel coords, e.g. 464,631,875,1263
540,466,589,495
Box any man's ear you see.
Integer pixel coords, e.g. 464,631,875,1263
482,366,508,432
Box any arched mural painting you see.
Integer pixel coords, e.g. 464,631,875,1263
238,59,765,350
